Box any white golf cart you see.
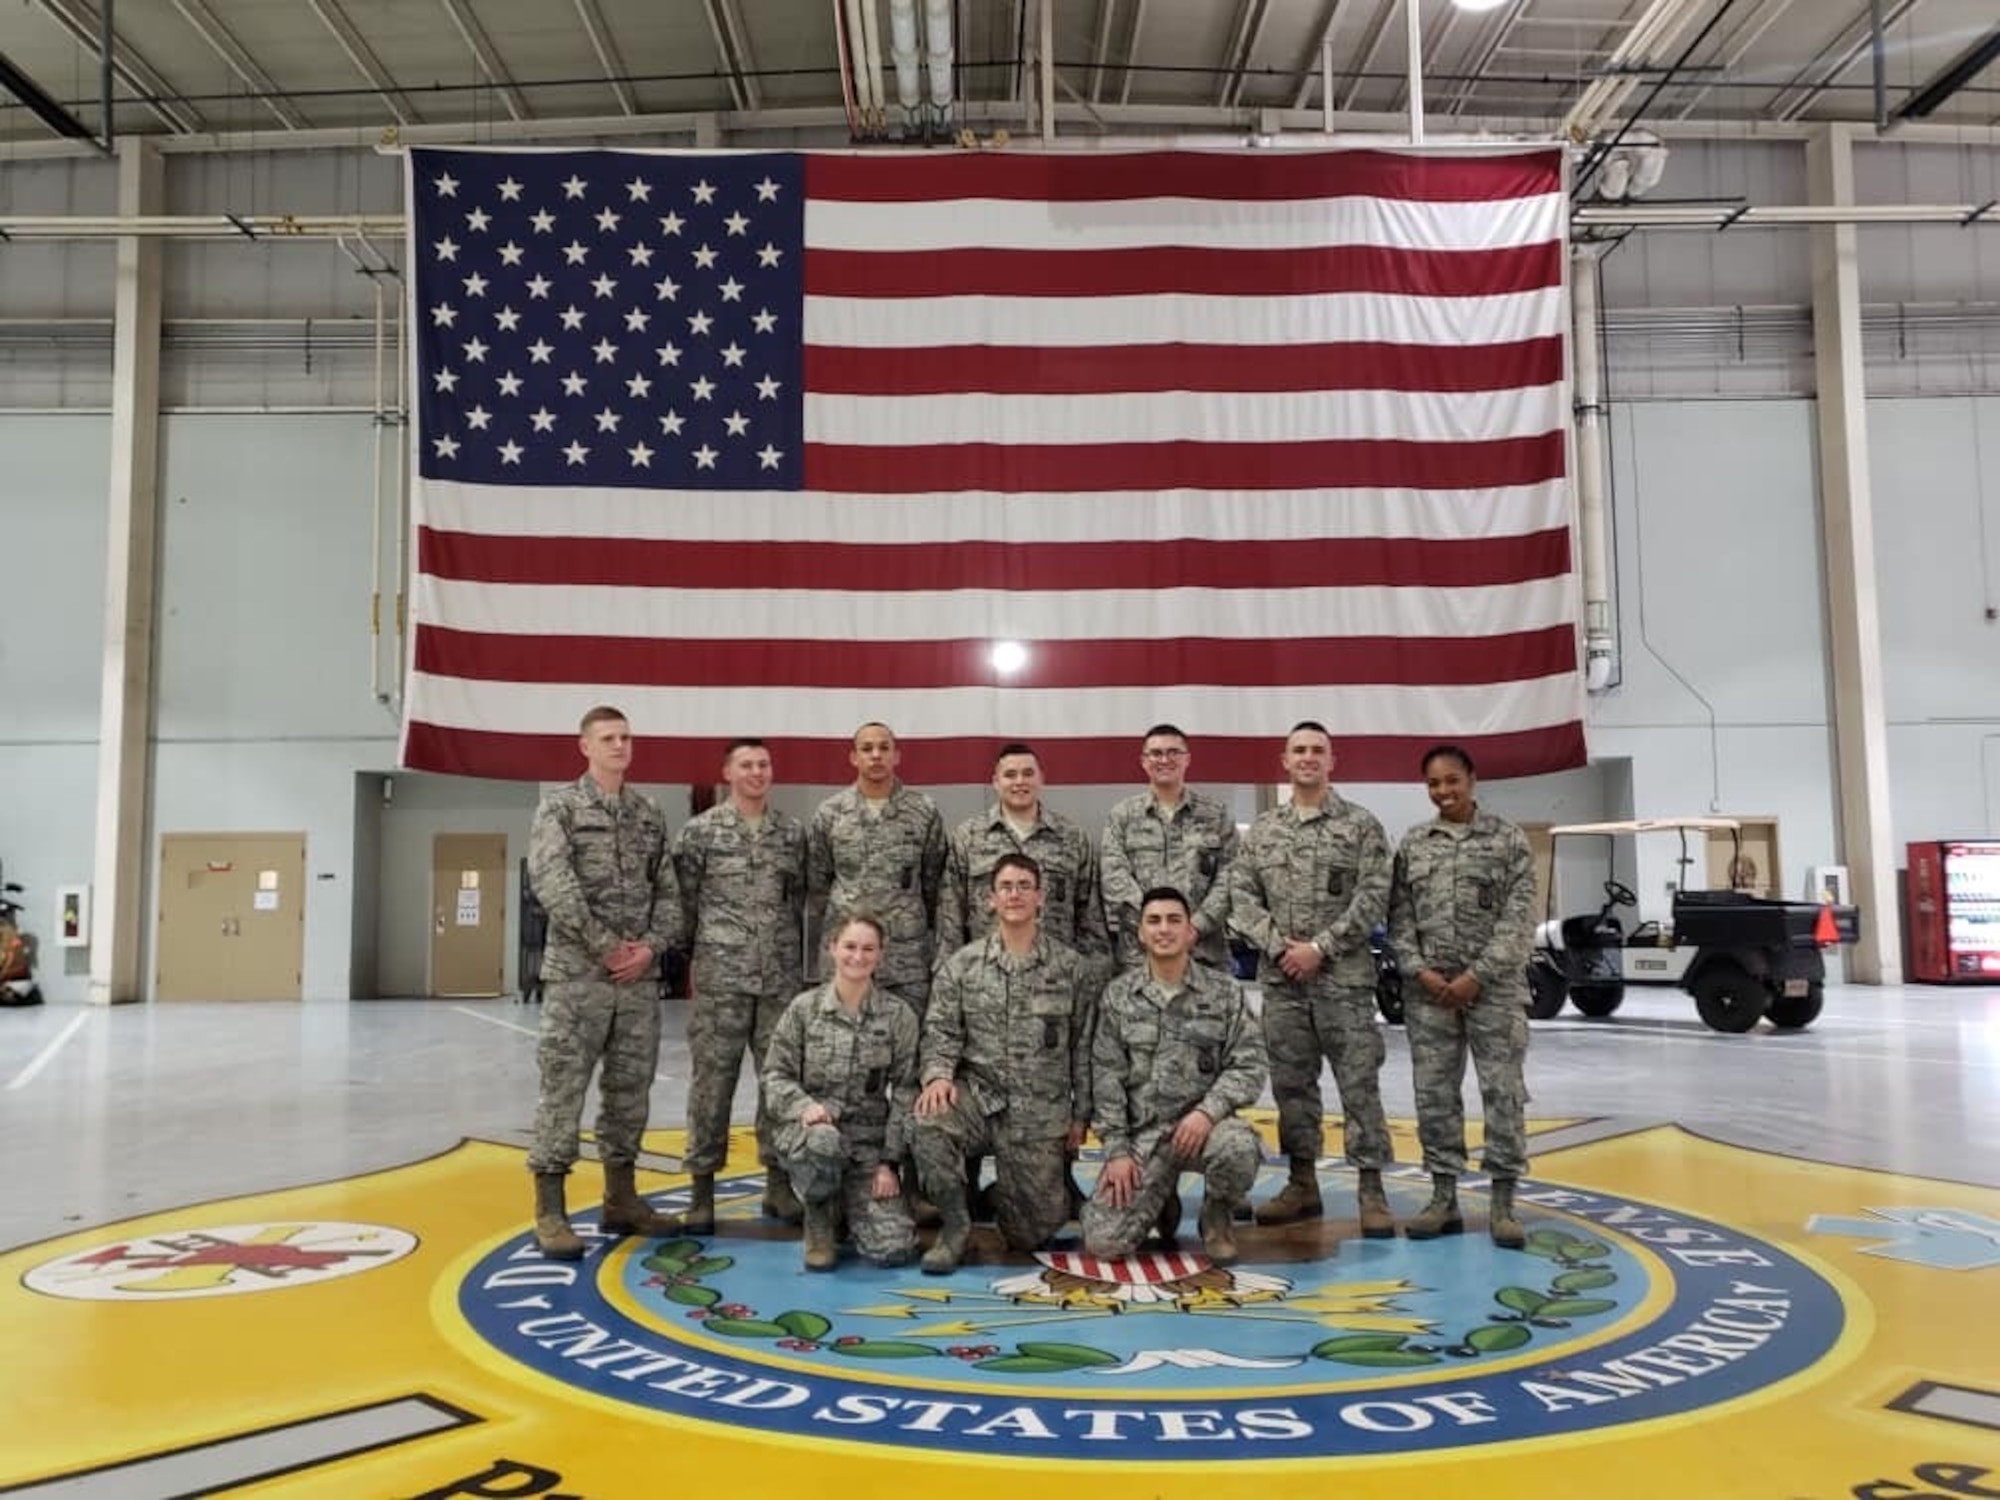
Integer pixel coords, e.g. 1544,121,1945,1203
1526,818,1860,1033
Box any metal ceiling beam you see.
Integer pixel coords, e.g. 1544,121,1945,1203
1089,0,1115,102
167,0,308,129
29,0,204,133
1442,0,1531,117
713,0,762,111
1217,0,1272,109
696,0,750,111
571,0,637,115
1668,0,1803,119
1770,0,1925,123
1897,22,2000,120
303,0,421,125
1336,0,1400,113
437,0,529,120
1119,0,1146,104
1290,0,1342,111
0,47,99,140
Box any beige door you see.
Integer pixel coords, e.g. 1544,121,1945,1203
431,833,507,997
1707,819,1781,898
157,834,306,1000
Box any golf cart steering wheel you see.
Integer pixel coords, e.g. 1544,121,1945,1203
1603,879,1637,908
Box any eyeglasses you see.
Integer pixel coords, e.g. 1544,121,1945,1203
1143,748,1188,761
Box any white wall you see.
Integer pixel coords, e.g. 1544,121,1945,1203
3,136,2000,998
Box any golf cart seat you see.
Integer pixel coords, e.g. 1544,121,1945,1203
1561,912,1622,949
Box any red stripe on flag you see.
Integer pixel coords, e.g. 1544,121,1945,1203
418,528,1571,591
805,150,1563,204
415,626,1580,689
401,725,1589,786
806,337,1566,396
804,433,1567,495
804,243,1564,300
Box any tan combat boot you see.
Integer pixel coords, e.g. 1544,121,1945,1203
533,1173,584,1261
764,1169,804,1224
802,1201,839,1272
921,1194,970,1275
1254,1159,1324,1225
1198,1198,1240,1266
1404,1173,1464,1239
1488,1177,1526,1249
602,1162,685,1237
679,1173,717,1235
1356,1168,1396,1239
1155,1189,1184,1247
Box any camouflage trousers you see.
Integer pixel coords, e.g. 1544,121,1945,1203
683,988,789,1175
1405,986,1531,1178
1261,981,1392,1169
770,1118,917,1265
1080,1118,1261,1258
911,1095,1069,1251
527,978,660,1175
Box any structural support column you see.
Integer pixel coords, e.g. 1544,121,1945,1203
1806,123,1902,983
88,138,164,1005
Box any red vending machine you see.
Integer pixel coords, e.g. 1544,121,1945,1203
1907,840,2000,982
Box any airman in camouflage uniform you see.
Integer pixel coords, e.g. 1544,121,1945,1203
1100,723,1240,970
805,722,947,1012
912,853,1098,1273
526,706,687,1260
937,743,1110,978
1229,721,1397,1237
763,916,921,1270
1388,743,1538,1247
1084,888,1267,1265
673,738,809,1229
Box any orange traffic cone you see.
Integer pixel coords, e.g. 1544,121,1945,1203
1813,903,1839,946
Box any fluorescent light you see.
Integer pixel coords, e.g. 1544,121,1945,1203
990,640,1029,674
1453,0,1509,11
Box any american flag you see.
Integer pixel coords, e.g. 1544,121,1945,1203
400,146,1584,784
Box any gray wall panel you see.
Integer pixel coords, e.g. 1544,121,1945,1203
2,414,110,738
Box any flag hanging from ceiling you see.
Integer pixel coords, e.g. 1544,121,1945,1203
399,145,1584,785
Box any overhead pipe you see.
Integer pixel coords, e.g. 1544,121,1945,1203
1571,245,1617,694
888,0,922,114
1405,0,1424,146
842,0,877,127
924,0,952,117
98,0,113,148
859,0,887,131
830,0,861,135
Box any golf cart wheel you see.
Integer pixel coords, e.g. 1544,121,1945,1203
1765,981,1823,1030
1691,962,1770,1033
1527,958,1568,1020
1569,982,1625,1017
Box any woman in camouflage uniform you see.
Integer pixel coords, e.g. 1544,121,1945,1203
763,914,921,1271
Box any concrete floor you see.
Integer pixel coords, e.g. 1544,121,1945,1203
5,981,1994,1252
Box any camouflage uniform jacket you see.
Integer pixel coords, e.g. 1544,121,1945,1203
1099,789,1240,966
1228,793,1391,988
674,801,808,996
762,984,920,1168
1388,808,1537,992
804,782,947,989
922,932,1097,1129
938,803,1109,964
528,776,683,983
1091,961,1267,1162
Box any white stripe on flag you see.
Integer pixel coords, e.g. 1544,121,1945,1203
802,386,1564,446
804,287,1566,350
804,194,1567,254
408,675,1588,741
416,480,1574,545
412,576,1580,642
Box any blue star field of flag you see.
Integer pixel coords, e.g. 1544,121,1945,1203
411,149,806,490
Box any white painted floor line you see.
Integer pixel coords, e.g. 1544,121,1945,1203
451,1003,675,1081
450,1005,540,1039
1533,1022,1973,1067
5,1011,90,1092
